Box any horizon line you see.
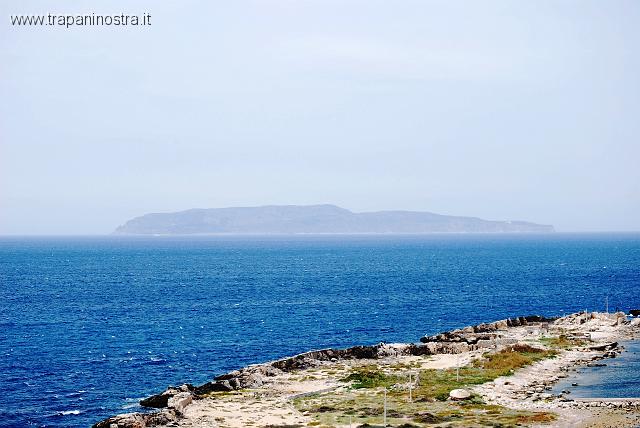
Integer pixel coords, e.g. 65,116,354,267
1,231,640,238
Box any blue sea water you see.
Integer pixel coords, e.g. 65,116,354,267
1,233,639,427
553,340,640,398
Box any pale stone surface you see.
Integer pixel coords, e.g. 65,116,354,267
449,388,472,400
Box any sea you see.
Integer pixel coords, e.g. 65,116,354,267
552,340,640,399
1,233,639,427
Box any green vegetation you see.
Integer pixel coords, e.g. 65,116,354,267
294,390,556,427
539,334,586,349
474,344,557,373
199,390,243,399
387,361,425,370
412,344,556,401
295,346,558,426
340,365,400,389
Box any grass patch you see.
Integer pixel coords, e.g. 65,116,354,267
340,366,399,389
474,344,557,375
516,412,557,424
199,390,243,399
413,368,489,401
388,360,424,370
299,375,320,381
540,335,587,349
412,345,556,401
295,347,558,426
295,389,557,427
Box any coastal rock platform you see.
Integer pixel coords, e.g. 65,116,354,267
94,312,640,428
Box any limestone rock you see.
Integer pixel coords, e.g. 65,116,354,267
449,388,472,400
92,413,146,428
588,342,618,352
92,409,179,428
167,392,192,414
139,388,178,408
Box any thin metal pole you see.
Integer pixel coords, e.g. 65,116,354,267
408,372,412,402
383,389,387,426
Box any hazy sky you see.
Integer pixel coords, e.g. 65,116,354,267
1,1,639,234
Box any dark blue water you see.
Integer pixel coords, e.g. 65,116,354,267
1,234,639,427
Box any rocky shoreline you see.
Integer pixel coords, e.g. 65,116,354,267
94,312,640,428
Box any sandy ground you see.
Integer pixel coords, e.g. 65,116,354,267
177,352,489,427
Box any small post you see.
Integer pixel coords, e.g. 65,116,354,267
408,372,412,402
383,389,387,426
349,415,352,428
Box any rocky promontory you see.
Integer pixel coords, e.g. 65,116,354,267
94,311,640,428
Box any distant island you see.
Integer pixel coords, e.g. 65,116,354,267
113,204,554,235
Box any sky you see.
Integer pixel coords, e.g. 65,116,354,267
1,0,639,234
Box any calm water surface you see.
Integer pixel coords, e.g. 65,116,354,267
553,340,640,398
1,233,639,427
